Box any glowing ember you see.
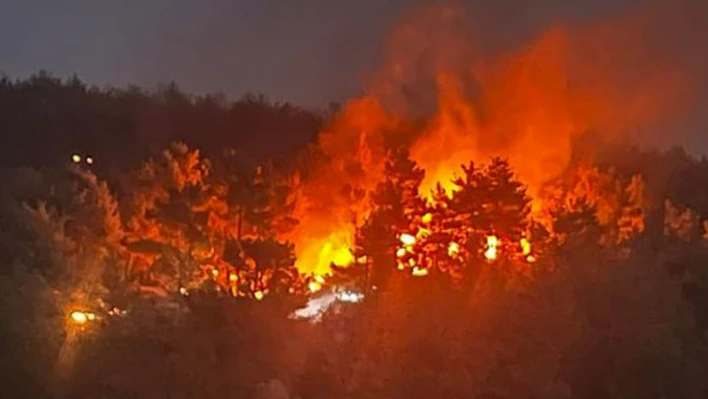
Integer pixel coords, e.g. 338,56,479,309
396,247,407,257
448,241,460,257
211,268,219,277
400,233,416,246
520,238,531,255
70,311,88,324
229,273,238,283
526,255,537,263
484,235,499,261
421,213,433,224
411,267,428,277
254,291,265,301
308,281,322,293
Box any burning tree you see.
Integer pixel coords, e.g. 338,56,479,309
352,147,426,290
352,156,537,290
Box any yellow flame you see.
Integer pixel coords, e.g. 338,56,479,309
484,235,498,261
520,238,531,255
292,232,354,275
229,272,238,282
254,291,264,301
421,213,433,224
417,227,432,238
308,281,322,293
448,241,460,257
396,247,407,258
412,267,429,277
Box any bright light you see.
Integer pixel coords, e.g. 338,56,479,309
400,233,416,246
520,238,531,255
421,213,433,224
85,156,94,165
330,246,354,267
526,255,537,263
337,290,364,303
254,290,264,301
229,272,238,282
211,268,219,277
315,275,326,283
396,247,407,258
411,267,428,277
179,287,189,296
71,154,81,163
485,235,499,261
448,241,460,257
70,311,88,324
308,281,322,293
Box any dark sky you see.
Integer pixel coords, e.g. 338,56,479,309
1,0,652,108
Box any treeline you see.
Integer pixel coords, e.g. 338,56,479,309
1,73,708,398
0,72,324,171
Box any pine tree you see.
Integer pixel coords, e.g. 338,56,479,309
122,142,212,293
476,158,531,239
446,158,531,270
356,147,425,290
214,150,299,298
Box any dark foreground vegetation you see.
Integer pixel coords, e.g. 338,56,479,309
1,73,708,399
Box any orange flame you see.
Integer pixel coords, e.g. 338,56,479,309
284,1,696,275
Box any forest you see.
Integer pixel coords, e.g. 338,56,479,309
2,72,708,399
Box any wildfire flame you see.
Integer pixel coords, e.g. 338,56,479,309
283,1,696,276
484,235,499,261
448,241,460,257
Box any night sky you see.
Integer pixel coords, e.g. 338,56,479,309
1,0,654,107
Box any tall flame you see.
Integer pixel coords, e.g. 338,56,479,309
285,1,698,274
